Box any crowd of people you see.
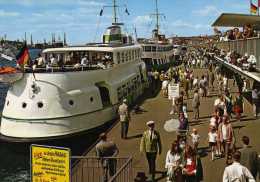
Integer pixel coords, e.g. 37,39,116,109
95,46,260,182
23,51,114,72
216,49,257,72
214,24,256,42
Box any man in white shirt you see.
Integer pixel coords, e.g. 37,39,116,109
81,55,88,66
118,99,130,139
50,55,58,66
223,151,255,182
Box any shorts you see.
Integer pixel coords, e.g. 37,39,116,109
209,142,217,147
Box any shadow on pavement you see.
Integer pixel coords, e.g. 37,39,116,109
126,134,143,140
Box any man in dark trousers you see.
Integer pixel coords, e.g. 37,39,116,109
239,136,259,180
96,133,119,182
140,121,162,182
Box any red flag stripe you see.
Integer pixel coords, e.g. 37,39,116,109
17,48,29,65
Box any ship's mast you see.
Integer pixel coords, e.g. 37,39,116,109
155,0,159,32
113,0,118,24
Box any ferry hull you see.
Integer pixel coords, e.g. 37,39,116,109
0,106,118,142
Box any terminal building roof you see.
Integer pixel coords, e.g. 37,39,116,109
212,13,260,27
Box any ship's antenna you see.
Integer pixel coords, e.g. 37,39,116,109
155,0,159,32
150,0,164,34
113,0,118,24
99,0,129,25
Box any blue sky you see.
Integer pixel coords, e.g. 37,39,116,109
0,0,252,44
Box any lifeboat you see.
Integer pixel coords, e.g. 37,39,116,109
0,67,23,83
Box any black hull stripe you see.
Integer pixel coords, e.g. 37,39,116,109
2,103,118,121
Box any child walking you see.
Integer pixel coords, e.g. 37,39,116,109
190,128,200,152
208,126,218,161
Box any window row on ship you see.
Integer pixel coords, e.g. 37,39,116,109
117,74,145,104
23,48,142,73
142,45,173,52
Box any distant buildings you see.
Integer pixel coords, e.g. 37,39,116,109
0,32,68,50
169,35,218,46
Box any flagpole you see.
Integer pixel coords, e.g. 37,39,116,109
257,0,260,16
250,0,252,15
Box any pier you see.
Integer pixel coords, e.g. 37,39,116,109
72,68,260,182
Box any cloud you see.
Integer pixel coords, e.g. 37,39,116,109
171,20,210,30
78,0,105,6
0,0,105,7
0,9,19,17
192,5,220,17
133,15,152,26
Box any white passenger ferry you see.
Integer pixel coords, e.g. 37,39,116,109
0,1,148,142
138,0,174,70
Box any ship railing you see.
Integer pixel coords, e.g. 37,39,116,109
71,156,133,182
23,64,109,73
215,37,260,69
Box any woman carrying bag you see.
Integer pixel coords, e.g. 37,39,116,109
182,146,203,182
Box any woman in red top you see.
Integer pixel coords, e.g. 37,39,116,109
183,146,203,182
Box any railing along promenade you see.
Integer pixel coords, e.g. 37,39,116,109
71,156,133,182
215,37,260,69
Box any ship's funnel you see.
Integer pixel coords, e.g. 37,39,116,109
103,26,122,44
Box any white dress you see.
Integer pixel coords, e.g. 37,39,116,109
165,150,182,181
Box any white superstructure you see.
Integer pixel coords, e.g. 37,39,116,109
140,40,174,68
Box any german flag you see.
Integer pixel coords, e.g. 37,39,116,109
251,3,257,14
16,44,30,65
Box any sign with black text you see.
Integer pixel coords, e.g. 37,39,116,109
31,144,70,182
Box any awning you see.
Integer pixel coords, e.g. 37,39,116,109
212,13,260,27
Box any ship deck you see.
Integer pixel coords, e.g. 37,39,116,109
73,68,260,182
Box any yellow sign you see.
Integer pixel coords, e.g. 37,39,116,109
31,145,70,182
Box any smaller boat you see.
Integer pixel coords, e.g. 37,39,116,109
0,67,23,83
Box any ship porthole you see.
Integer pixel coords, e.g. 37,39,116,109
37,102,43,108
90,97,94,102
22,102,27,108
69,100,74,106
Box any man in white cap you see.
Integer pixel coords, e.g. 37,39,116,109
140,121,162,181
118,99,130,139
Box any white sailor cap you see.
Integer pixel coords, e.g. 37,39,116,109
123,99,127,103
146,120,155,126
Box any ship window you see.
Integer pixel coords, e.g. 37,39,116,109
90,97,94,102
124,52,127,62
6,100,9,106
121,52,124,63
152,46,156,52
126,51,128,62
22,102,27,108
69,100,74,106
38,102,43,108
144,46,151,52
128,51,131,61
117,52,120,64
